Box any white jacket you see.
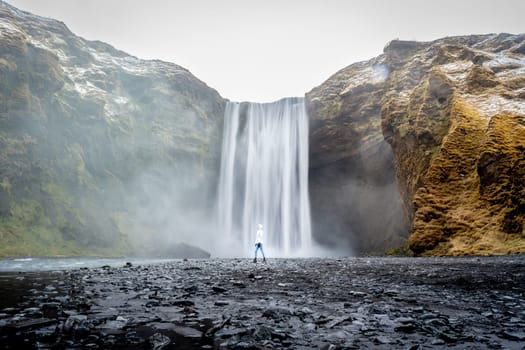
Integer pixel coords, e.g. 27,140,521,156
255,229,264,244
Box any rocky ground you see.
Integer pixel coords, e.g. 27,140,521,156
0,256,524,349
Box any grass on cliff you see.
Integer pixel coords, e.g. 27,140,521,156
0,190,131,258
0,204,83,258
0,216,131,258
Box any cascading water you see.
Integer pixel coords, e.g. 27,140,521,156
216,97,312,257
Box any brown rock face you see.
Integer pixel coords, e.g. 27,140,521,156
307,34,525,255
306,60,408,254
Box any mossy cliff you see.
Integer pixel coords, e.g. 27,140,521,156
0,3,226,257
307,34,525,255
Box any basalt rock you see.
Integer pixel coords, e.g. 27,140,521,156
307,34,525,255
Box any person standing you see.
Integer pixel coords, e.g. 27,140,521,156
254,224,266,263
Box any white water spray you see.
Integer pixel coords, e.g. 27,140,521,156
216,98,312,257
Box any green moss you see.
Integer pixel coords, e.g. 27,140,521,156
9,199,44,225
65,143,98,190
41,181,84,229
0,215,78,257
310,96,344,121
504,238,525,249
0,177,12,194
387,244,414,256
42,182,72,207
0,212,131,258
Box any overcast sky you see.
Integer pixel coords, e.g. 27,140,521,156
6,0,525,102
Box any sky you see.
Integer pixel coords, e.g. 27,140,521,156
6,0,525,102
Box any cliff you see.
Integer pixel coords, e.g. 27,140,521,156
0,2,226,257
2,2,524,257
307,34,525,255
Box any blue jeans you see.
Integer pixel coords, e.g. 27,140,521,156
254,243,265,258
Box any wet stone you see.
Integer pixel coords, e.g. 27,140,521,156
420,313,438,320
172,325,202,338
231,281,246,288
212,286,227,293
395,317,415,324
63,314,88,332
499,329,525,341
395,324,418,333
0,256,524,349
148,333,171,350
215,326,249,339
374,335,393,344
172,299,194,307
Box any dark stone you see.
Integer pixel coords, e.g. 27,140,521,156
148,333,171,350
405,345,421,350
40,302,61,318
10,318,57,331
63,315,88,333
212,286,227,293
373,335,393,344
395,324,417,333
125,330,143,345
184,285,199,294
145,300,160,307
438,332,459,343
395,317,415,324
172,300,195,307
232,281,246,288
171,325,202,338
499,329,525,341
262,307,292,321
325,316,352,329
74,324,91,338
215,326,249,339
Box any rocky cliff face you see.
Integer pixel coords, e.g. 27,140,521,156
307,34,525,255
2,3,524,258
306,58,408,254
0,3,226,257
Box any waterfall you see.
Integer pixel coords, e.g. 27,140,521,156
217,97,312,256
